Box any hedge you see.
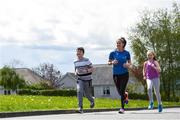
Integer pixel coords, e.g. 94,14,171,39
18,89,77,96
128,93,148,100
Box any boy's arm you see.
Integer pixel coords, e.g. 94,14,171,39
87,65,94,73
87,59,94,73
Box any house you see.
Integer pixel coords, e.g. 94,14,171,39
0,68,45,95
92,64,119,98
176,80,180,97
0,86,4,94
60,72,77,89
15,68,45,85
60,64,144,99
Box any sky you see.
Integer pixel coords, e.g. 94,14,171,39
0,0,179,74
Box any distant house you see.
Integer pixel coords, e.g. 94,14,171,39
92,64,119,98
176,80,180,97
0,68,46,95
15,68,45,85
0,86,4,94
59,64,144,99
60,72,77,89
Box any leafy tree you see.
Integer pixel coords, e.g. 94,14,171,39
32,63,62,89
0,66,26,94
129,3,180,101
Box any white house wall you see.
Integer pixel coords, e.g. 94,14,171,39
93,85,119,99
60,76,76,89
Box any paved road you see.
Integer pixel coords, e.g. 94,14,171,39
2,108,180,120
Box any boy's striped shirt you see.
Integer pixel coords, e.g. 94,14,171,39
74,57,93,81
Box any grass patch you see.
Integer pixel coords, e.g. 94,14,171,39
0,95,179,112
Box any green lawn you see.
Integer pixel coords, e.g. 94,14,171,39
0,95,179,112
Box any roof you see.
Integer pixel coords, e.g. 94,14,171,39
92,64,114,86
61,72,77,81
60,64,137,86
15,68,45,85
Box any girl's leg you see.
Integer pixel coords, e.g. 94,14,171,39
152,78,163,112
152,78,162,105
146,79,153,109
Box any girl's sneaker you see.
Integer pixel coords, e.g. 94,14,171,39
158,104,163,112
118,108,125,114
148,102,154,110
124,92,129,105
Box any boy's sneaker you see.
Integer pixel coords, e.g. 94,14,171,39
90,102,95,108
158,104,163,112
77,107,83,114
118,108,125,114
148,102,154,110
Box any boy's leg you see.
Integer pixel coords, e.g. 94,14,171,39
84,80,94,108
77,80,84,109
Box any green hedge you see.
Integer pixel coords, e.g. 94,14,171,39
128,93,148,100
18,89,77,96
128,93,179,102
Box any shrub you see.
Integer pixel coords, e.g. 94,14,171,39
128,93,148,100
18,89,77,96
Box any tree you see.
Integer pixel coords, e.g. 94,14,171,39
32,63,62,89
129,3,180,101
130,65,147,94
0,66,26,94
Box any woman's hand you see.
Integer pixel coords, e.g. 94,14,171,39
123,63,131,68
112,60,118,65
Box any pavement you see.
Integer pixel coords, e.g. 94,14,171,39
1,107,180,120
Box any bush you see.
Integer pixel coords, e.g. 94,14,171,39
128,93,148,100
18,89,77,96
24,81,53,90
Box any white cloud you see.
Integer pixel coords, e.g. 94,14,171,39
0,0,179,72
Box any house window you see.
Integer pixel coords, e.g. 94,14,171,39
103,86,110,95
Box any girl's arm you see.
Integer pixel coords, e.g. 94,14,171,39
154,61,161,73
143,61,147,79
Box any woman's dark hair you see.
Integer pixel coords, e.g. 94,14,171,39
118,37,127,48
77,47,85,54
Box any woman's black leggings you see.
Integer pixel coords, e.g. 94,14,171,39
113,73,129,109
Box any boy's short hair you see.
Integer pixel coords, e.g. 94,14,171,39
77,47,85,54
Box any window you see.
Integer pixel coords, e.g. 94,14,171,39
103,86,110,95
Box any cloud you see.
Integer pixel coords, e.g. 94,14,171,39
0,0,178,73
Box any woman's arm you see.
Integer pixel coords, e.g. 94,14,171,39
123,60,132,69
108,59,118,65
